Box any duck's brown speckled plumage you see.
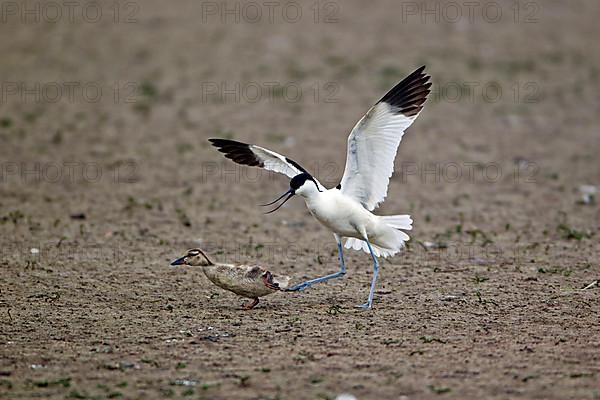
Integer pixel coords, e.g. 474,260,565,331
202,263,289,298
171,248,290,309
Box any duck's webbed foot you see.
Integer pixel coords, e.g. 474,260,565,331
242,298,259,310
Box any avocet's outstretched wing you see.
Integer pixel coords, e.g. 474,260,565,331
339,66,431,211
209,138,324,189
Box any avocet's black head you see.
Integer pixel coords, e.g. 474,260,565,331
261,173,320,214
290,172,318,192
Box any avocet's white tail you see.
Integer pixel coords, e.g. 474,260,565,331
344,215,412,258
380,215,413,231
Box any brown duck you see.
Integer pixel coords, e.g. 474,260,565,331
170,248,290,309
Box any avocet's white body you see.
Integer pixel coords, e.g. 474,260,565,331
209,66,431,308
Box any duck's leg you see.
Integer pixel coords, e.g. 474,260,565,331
242,298,259,310
355,239,379,309
287,234,346,292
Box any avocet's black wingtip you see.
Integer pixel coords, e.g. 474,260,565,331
209,138,248,147
209,138,264,167
378,66,431,117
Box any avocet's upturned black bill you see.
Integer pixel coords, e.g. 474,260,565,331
209,66,431,309
259,173,322,214
262,188,294,214
260,188,294,207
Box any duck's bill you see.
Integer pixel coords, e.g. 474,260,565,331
262,189,295,214
170,256,186,266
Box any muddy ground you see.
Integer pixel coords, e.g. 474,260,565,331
0,0,599,399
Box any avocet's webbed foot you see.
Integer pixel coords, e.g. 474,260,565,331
286,281,312,292
286,284,302,292
354,301,373,309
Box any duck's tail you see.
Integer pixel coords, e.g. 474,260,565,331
344,215,412,258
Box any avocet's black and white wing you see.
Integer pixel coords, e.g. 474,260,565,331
340,66,431,211
209,138,324,190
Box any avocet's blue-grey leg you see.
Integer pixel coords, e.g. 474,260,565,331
355,239,380,309
287,234,346,292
